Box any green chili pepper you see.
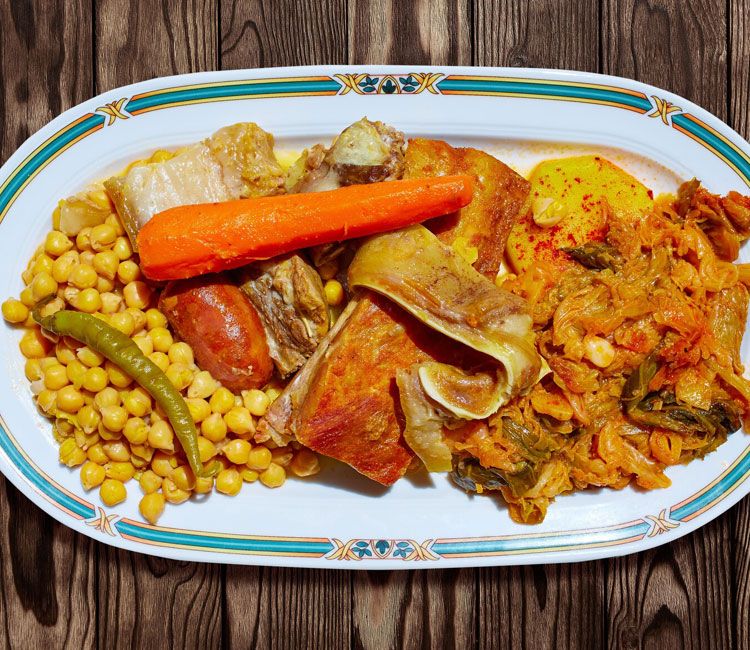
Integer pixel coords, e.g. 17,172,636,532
33,303,215,478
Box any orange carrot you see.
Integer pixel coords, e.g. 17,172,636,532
137,175,474,281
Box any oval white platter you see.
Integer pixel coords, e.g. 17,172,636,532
1,66,749,569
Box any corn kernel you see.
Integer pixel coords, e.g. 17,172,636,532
2,298,29,324
80,461,106,490
259,462,286,488
139,492,165,525
139,470,162,494
224,439,252,465
583,335,616,368
100,478,127,506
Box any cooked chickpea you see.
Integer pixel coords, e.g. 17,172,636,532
148,351,170,372
72,288,102,313
57,385,84,413
216,468,242,496
197,436,217,463
96,276,114,293
94,387,120,411
77,345,104,367
19,286,35,307
209,387,235,415
44,363,69,390
25,359,42,382
265,387,282,404
240,468,259,483
118,262,142,285
122,417,148,445
200,413,227,443
92,250,118,280
100,405,128,432
148,420,175,452
224,439,252,465
86,442,109,465
149,327,173,353
82,366,108,392
290,449,320,477
194,476,214,494
74,427,99,450
168,341,194,367
109,311,135,336
54,340,76,365
100,478,127,506
123,387,151,417
36,389,57,415
139,492,165,525
151,450,178,477
246,446,272,471
259,462,286,488
125,307,146,332
225,407,254,435
171,465,196,491
68,263,98,289
139,470,162,494
44,230,73,256
112,236,132,261
165,363,192,391
59,438,87,467
188,371,219,399
132,333,154,356
105,360,133,388
65,359,87,387
80,461,106,490
185,398,211,423
271,447,293,467
105,213,125,236
89,189,112,211
78,405,101,433
99,292,122,314
31,271,58,301
2,298,29,323
162,477,190,504
31,254,54,276
145,308,167,330
90,223,117,251
61,285,79,305
324,279,344,306
51,250,79,283
105,461,135,482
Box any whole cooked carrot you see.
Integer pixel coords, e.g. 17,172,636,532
137,175,474,280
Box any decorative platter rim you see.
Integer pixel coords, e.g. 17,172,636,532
1,65,749,569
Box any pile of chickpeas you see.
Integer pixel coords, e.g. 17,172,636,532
2,186,320,525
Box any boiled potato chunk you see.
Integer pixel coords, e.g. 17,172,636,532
506,155,653,273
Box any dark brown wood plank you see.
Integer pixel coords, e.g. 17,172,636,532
472,2,605,649
348,0,471,65
730,1,750,645
221,0,348,69
95,0,218,92
474,0,599,71
0,0,96,647
602,1,733,647
93,2,223,648
220,2,353,647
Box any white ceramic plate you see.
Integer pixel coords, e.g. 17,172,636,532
2,66,750,569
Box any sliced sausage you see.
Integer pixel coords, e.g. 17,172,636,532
159,274,274,391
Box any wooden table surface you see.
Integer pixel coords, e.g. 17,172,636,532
1,0,748,648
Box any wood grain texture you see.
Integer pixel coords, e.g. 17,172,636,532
473,0,599,71
94,0,218,91
97,549,223,648
0,1,96,647
603,1,733,647
730,2,750,646
221,0,348,69
349,0,471,65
